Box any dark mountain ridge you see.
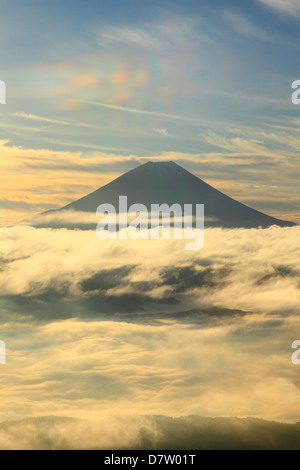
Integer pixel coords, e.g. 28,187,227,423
52,161,295,228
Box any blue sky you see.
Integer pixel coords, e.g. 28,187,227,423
0,0,300,223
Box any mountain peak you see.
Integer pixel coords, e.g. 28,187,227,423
133,160,182,171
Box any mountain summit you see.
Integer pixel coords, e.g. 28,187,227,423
55,161,294,228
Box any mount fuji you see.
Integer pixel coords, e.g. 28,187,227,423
46,161,295,228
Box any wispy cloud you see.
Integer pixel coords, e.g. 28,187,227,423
154,128,169,136
13,112,70,126
79,100,201,123
223,10,271,39
100,27,162,49
98,17,195,51
257,0,300,17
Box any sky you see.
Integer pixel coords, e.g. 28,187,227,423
0,0,299,224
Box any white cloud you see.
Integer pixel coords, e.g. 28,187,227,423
100,27,161,49
154,128,168,136
258,0,300,17
224,11,270,39
13,112,70,126
0,224,300,313
0,224,299,441
98,17,195,51
80,100,200,123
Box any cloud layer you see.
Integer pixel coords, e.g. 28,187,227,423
0,224,299,448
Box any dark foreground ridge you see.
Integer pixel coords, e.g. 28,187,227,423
48,161,295,228
1,414,300,449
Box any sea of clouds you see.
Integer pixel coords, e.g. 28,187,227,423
0,223,299,448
